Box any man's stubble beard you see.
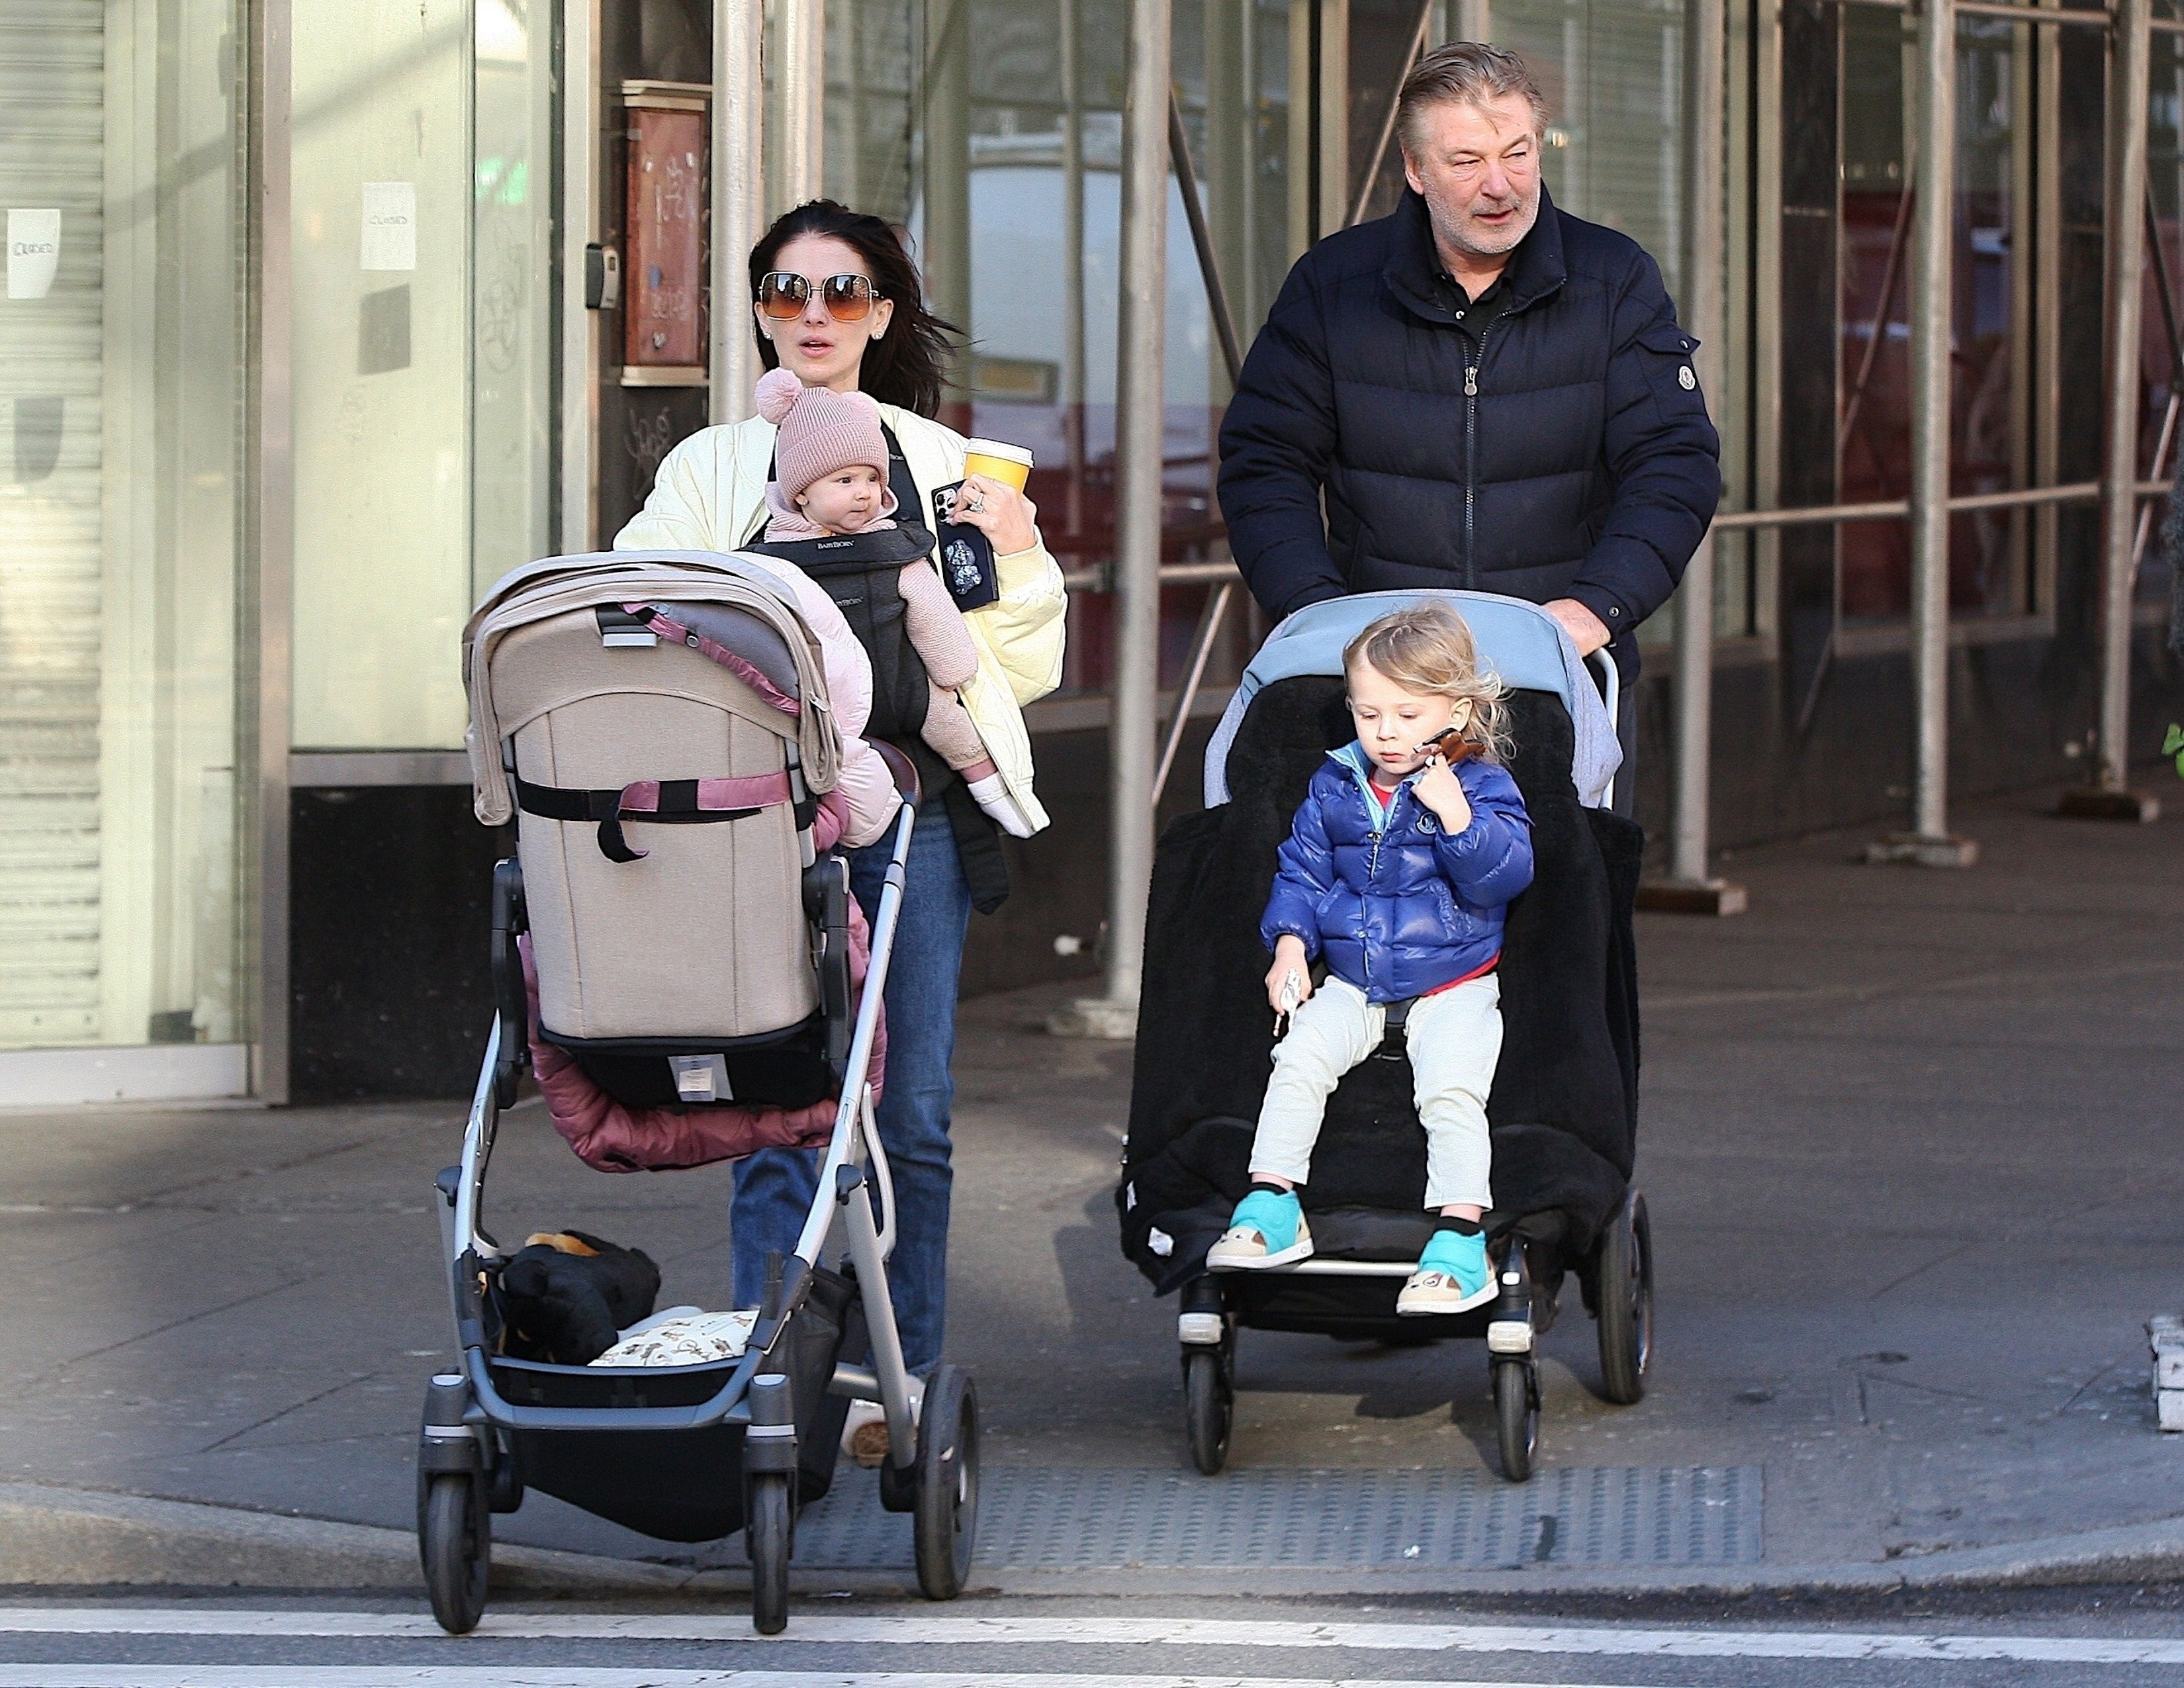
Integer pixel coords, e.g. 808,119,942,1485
1428,183,1541,263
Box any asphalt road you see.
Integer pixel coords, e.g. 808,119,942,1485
1,1589,2183,1688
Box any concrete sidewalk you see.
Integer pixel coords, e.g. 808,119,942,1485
0,781,2179,1593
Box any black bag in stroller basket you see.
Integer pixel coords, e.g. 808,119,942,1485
488,1265,864,1542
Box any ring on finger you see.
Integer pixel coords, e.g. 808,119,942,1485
965,492,985,512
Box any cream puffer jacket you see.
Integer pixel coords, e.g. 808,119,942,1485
616,404,1066,833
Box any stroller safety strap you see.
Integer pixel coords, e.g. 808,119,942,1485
623,604,801,717
515,771,793,863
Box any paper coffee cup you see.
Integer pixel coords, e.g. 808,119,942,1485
962,438,1034,491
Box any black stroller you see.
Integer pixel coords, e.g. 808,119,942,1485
418,551,978,1634
1118,590,1652,1482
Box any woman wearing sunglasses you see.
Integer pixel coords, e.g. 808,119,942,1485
616,200,1066,1450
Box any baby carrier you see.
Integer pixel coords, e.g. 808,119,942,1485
741,424,940,742
1118,590,1651,1483
745,426,1016,915
422,549,979,1638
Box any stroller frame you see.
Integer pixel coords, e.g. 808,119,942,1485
420,796,978,1634
1171,624,1653,1483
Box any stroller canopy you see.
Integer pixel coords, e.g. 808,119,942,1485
1203,590,1622,810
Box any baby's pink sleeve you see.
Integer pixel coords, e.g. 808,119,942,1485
767,563,903,849
897,561,979,690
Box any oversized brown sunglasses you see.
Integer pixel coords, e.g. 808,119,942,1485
755,271,878,322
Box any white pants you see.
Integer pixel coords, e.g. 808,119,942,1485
1250,972,1501,1211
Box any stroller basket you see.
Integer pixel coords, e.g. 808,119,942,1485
480,1268,863,1544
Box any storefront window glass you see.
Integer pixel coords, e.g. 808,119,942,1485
1836,8,2032,622
0,0,250,1056
473,0,561,598
288,0,556,748
1494,0,1686,306
823,0,1304,698
2144,9,2184,606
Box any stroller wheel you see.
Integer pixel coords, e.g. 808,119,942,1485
1182,1346,1234,1475
419,1473,490,1634
746,1470,794,1635
1594,1191,1654,1405
1492,1357,1539,1483
912,1364,979,1600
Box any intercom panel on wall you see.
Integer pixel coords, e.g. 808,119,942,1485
592,1,713,543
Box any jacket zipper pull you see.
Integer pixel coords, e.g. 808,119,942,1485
1465,366,1479,397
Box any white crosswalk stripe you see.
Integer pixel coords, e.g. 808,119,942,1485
0,1610,2178,1666
0,1673,1647,1688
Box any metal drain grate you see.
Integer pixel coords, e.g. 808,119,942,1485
789,1466,1762,1570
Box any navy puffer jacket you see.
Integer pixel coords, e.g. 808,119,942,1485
1261,744,1533,1004
1217,186,1720,675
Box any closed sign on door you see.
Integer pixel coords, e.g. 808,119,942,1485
7,209,60,300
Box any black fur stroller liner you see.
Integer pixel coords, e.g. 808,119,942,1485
1116,588,1651,1481
1120,679,1643,1290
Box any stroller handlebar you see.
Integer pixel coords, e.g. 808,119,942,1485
869,739,923,806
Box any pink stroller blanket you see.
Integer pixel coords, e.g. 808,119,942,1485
522,862,887,1172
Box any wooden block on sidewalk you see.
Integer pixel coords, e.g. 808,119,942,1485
1863,833,1980,869
1635,879,1749,916
2149,1317,2184,1429
2056,787,2161,823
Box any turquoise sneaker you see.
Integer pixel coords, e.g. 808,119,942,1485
1396,1226,1494,1315
1206,1188,1314,1270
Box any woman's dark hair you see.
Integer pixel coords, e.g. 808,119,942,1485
749,200,960,418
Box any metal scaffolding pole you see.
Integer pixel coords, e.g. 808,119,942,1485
1318,0,1351,239
1061,0,1087,538
1050,0,1173,1039
1638,0,1746,913
1146,7,1441,813
924,0,973,423
1868,0,1977,867
2062,0,2163,820
775,0,827,210
711,0,766,424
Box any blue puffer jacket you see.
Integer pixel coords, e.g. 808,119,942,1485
1261,743,1533,1003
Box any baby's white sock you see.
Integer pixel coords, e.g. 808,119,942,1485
966,771,1036,839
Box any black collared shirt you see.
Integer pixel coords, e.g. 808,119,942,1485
1434,269,1511,345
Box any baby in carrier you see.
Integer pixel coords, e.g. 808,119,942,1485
755,368,1033,837
1208,602,1535,1315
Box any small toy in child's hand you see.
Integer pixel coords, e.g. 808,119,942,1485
1414,724,1476,761
1275,966,1304,1036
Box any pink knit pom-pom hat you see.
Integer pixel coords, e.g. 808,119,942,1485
754,368,895,511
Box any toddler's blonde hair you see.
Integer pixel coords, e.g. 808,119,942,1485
1342,602,1513,764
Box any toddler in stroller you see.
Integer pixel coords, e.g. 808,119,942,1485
1118,589,1651,1483
1209,603,1533,1317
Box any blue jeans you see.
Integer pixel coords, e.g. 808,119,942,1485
730,798,972,1374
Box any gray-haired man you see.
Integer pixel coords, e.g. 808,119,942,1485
1218,42,1722,806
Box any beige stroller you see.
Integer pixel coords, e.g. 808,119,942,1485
419,550,976,1636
